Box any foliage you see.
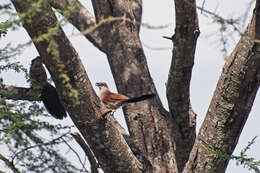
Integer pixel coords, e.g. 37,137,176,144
231,136,260,173
202,136,260,173
0,21,12,38
0,0,258,172
0,39,85,173
0,18,86,172
0,96,87,173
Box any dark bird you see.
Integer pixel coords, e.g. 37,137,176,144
96,82,155,112
29,56,47,89
40,83,67,119
30,56,67,119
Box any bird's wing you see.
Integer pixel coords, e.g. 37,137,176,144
102,93,129,103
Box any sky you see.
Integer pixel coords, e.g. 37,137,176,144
0,0,259,172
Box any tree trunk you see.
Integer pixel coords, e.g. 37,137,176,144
0,0,259,172
183,1,260,172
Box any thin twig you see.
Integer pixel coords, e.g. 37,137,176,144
200,0,206,14
142,42,171,51
0,153,20,173
61,135,89,173
11,131,71,162
74,15,134,37
71,132,99,173
141,23,172,30
196,5,242,35
182,0,243,35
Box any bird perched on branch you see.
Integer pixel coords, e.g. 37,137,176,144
29,56,67,119
96,82,155,112
29,56,48,89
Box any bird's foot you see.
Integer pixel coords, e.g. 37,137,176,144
100,110,115,119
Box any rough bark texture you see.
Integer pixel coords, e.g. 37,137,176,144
0,85,39,101
50,0,104,51
11,0,143,173
166,0,199,171
1,0,259,173
183,2,260,173
90,1,179,172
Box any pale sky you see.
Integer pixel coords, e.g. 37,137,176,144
0,0,259,172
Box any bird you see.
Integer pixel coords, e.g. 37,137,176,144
40,83,67,119
29,56,48,89
95,82,155,112
29,56,67,119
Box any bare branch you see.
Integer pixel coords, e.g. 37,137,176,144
91,0,112,22
183,2,260,172
200,0,206,14
91,0,140,23
0,153,21,173
78,15,132,36
142,42,171,51
50,0,104,51
71,132,99,173
61,134,90,173
141,23,171,30
197,5,243,35
11,131,71,162
166,0,199,171
0,84,39,101
87,1,178,172
11,1,143,172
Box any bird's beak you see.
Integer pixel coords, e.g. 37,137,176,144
95,82,101,86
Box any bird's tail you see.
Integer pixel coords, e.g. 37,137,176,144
41,83,67,120
123,94,155,103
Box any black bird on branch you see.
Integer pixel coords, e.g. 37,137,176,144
29,56,67,119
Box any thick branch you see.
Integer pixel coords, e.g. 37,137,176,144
88,1,180,172
91,0,112,22
132,0,142,31
183,2,260,173
50,0,104,51
11,1,142,172
71,132,99,173
0,84,39,101
166,0,199,171
92,0,138,22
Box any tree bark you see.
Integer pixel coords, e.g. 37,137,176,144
0,85,39,101
89,1,179,172
183,1,260,172
50,0,104,51
11,0,143,172
166,0,199,171
2,0,259,172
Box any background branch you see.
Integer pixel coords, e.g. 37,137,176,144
11,0,143,172
61,134,89,173
0,153,21,173
50,0,104,51
0,84,39,101
11,131,71,162
71,132,99,173
183,1,260,172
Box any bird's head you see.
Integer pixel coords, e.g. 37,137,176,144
95,82,109,90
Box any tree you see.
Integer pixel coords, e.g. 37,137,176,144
0,0,260,173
